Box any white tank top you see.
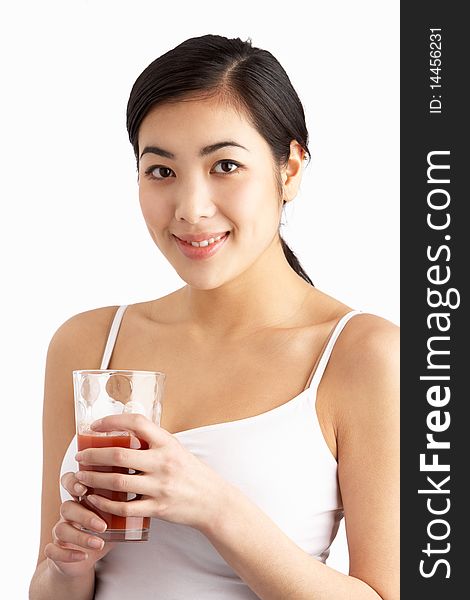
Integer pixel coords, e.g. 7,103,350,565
60,306,361,599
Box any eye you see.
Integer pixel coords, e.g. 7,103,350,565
144,165,175,180
143,160,241,181
212,160,241,175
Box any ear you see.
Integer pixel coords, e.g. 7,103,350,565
280,140,306,203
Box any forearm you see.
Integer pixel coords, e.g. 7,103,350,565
201,484,382,600
29,558,95,600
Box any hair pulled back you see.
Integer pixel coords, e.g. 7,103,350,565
126,34,314,286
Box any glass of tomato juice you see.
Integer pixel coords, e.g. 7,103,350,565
72,369,165,542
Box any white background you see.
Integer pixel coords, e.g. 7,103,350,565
0,1,399,596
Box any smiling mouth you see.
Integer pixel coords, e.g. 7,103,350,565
173,232,230,260
176,233,229,247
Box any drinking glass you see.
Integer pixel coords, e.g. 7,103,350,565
73,369,165,541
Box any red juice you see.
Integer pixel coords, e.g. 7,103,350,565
77,433,150,541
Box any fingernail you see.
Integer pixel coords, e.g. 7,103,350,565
74,483,87,495
91,517,107,532
88,537,104,549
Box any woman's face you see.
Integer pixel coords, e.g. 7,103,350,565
137,96,287,290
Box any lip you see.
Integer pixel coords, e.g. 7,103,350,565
173,232,230,260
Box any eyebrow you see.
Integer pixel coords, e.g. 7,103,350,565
139,140,249,161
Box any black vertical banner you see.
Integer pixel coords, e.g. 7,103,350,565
401,3,467,598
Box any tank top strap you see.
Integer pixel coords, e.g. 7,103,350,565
100,305,129,369
303,309,362,391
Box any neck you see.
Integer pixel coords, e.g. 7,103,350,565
178,236,313,340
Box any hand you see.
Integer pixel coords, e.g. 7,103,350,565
44,472,116,578
73,413,230,531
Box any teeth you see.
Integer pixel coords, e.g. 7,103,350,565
189,233,225,247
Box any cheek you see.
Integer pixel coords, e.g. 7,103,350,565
223,177,279,234
139,189,171,228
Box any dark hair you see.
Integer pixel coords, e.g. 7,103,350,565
126,34,314,286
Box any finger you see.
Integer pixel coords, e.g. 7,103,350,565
75,469,148,496
61,471,88,497
90,413,170,447
54,520,105,551
86,494,156,518
60,500,108,533
45,543,88,563
75,445,148,471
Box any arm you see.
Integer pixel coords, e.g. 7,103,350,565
29,307,119,600
200,317,399,600
29,559,95,600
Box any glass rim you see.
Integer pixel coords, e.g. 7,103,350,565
73,369,166,379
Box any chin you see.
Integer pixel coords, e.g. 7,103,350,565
174,268,230,291
182,277,227,291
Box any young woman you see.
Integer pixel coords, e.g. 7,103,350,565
30,34,399,600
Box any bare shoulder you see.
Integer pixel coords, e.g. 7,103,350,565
337,311,399,351
328,312,399,388
323,312,399,435
44,304,124,431
317,311,399,444
43,303,124,442
48,304,122,363
327,312,400,464
44,299,121,443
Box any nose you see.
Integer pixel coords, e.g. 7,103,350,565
174,177,217,224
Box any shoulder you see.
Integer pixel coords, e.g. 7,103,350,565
42,304,124,455
47,291,184,366
47,304,122,367
322,311,399,434
330,311,399,386
52,304,121,338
